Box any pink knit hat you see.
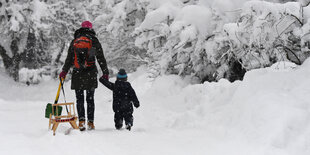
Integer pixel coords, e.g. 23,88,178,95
81,21,92,29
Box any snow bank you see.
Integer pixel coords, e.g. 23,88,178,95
138,59,310,154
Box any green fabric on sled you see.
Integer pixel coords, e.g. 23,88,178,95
45,103,63,118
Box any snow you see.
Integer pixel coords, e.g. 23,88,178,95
1,58,310,155
202,0,247,21
90,0,101,6
138,2,181,30
1,1,310,154
30,0,49,21
145,0,184,11
174,5,212,37
19,68,42,84
7,3,24,32
136,1,213,40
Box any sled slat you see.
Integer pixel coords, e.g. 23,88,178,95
52,102,75,106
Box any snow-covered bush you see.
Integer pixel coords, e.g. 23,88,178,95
133,0,240,82
219,1,309,78
134,0,310,82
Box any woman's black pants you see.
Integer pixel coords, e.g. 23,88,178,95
75,90,95,122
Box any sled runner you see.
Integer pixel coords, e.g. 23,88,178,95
46,79,78,135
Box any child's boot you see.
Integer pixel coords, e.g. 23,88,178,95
125,117,133,131
115,118,123,130
126,123,132,131
115,123,123,130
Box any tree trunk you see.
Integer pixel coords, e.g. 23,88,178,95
23,30,37,69
9,38,22,81
54,40,65,65
52,40,66,78
0,44,12,69
0,43,21,81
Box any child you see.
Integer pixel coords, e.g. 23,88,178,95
99,69,140,130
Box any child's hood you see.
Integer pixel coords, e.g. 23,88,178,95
115,80,131,89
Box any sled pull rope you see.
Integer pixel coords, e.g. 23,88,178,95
59,78,69,113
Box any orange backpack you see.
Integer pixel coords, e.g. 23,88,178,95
73,36,95,69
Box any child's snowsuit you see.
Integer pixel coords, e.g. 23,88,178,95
100,78,140,129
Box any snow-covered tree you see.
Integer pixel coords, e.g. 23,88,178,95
0,0,51,81
1,0,310,84
133,0,310,82
218,1,309,79
94,0,147,75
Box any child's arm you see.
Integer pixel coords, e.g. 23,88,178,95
128,84,140,108
99,77,114,91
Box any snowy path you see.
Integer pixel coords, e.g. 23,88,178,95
0,84,237,155
1,62,310,155
0,71,251,155
0,98,252,155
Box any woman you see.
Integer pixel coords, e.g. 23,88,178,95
59,21,109,131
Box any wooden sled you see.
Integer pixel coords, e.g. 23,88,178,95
49,102,78,135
